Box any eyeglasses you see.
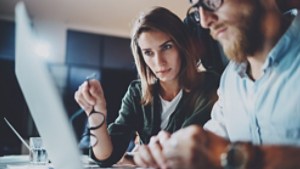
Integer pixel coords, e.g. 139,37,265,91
187,0,223,24
81,110,105,148
79,73,106,148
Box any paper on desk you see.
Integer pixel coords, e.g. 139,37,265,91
0,155,29,164
7,164,53,169
6,165,28,169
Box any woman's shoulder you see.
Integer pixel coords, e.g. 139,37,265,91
188,70,220,95
129,79,142,88
196,70,220,85
127,79,142,96
185,71,220,107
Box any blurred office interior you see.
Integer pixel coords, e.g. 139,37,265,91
0,0,190,156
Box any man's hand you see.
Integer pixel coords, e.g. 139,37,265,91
162,125,230,169
134,131,171,169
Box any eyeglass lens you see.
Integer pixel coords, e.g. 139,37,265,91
88,111,105,130
202,0,222,10
81,133,98,148
188,0,222,23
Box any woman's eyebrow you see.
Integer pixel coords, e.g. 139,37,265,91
159,39,174,48
141,39,173,51
141,48,151,51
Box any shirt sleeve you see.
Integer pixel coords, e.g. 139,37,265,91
204,87,229,139
90,82,139,167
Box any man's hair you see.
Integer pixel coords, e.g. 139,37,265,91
131,7,199,106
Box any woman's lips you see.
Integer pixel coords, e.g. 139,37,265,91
157,68,171,74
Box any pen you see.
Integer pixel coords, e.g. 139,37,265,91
86,73,97,85
4,117,31,150
86,73,97,112
70,73,98,123
135,131,144,145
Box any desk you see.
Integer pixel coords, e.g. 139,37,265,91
0,155,148,169
0,155,29,169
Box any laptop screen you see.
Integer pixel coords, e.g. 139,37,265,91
15,2,84,169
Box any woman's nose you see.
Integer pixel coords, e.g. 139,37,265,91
155,53,166,66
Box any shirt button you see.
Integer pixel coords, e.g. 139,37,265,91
273,61,279,66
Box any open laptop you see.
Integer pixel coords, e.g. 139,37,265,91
15,2,89,169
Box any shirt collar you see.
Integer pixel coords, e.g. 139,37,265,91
234,61,248,78
262,9,300,71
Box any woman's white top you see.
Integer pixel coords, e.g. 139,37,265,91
159,89,183,129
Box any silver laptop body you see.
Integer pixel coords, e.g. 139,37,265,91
15,2,84,169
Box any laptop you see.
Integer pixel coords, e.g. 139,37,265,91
15,2,90,169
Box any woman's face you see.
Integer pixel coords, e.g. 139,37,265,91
138,30,181,84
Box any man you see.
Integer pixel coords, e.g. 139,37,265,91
133,0,300,169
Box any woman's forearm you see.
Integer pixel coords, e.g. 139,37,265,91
89,111,113,160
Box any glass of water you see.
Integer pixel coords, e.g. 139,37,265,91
29,137,48,167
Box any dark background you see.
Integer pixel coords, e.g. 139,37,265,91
0,19,138,156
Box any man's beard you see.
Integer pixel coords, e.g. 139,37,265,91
211,5,263,64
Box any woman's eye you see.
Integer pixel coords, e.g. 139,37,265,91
144,51,153,56
163,44,172,50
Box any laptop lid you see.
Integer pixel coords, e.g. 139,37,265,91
15,2,83,169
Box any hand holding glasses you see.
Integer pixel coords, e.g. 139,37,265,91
187,0,224,23
80,73,106,148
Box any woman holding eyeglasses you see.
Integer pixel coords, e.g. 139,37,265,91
74,6,220,167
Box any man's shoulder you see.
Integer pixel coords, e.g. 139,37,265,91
220,61,238,79
218,61,243,89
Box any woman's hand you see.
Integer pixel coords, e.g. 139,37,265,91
74,79,107,116
134,131,171,169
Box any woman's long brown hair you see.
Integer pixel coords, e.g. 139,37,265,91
131,7,199,106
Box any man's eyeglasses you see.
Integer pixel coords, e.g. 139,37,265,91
187,0,223,24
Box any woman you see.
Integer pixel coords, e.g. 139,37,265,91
74,6,220,167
